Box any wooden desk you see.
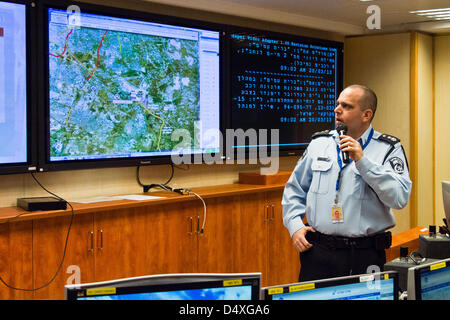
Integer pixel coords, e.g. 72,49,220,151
0,181,426,300
386,226,429,262
0,183,301,300
0,183,286,224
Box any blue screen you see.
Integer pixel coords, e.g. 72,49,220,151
0,1,27,165
78,285,252,300
420,265,450,300
272,279,395,300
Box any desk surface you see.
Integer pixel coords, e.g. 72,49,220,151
386,226,429,261
0,183,286,224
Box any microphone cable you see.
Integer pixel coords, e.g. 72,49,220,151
187,190,207,235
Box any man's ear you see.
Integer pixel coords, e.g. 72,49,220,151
362,108,373,123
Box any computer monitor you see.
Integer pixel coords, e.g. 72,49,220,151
443,181,450,227
38,0,223,171
406,258,450,300
226,26,343,158
0,0,37,175
261,271,399,300
65,273,261,300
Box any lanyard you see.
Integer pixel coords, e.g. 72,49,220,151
335,128,374,193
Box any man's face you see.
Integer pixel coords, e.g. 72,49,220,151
334,87,366,134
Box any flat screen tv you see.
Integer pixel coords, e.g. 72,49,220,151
407,257,450,300
0,0,37,175
226,26,343,158
65,272,261,300
37,0,223,171
261,271,399,300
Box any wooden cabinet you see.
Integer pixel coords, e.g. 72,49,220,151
233,192,268,280
32,202,201,299
33,213,94,300
196,196,235,273
233,190,300,287
0,221,33,300
266,191,300,286
0,183,298,300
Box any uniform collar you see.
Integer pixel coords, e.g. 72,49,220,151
356,124,373,146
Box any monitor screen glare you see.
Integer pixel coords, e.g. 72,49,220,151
65,274,261,301
270,276,396,300
47,8,221,162
0,1,27,165
420,263,450,300
77,284,253,300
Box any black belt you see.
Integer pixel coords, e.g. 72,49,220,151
306,231,392,250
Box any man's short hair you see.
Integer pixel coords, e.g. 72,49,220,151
346,84,377,120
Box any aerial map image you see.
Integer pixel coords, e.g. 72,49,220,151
48,10,201,161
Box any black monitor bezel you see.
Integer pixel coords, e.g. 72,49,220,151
413,258,450,300
0,0,38,175
65,274,261,301
224,25,343,159
36,0,226,172
262,271,399,300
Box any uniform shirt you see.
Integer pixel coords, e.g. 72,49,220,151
282,125,412,238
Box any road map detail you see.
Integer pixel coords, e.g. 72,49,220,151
49,11,201,160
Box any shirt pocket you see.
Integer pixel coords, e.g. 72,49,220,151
310,159,333,194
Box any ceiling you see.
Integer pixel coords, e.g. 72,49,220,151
148,0,450,35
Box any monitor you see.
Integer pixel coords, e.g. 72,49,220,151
443,181,450,226
261,271,399,300
0,0,37,175
407,258,450,300
65,273,261,300
38,0,223,171
226,27,343,158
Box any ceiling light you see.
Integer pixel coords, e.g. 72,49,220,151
410,8,450,14
410,8,450,21
415,10,450,16
426,13,450,18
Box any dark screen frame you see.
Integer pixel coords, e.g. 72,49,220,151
36,0,226,172
223,25,343,159
413,259,450,301
65,275,261,301
0,0,38,175
263,271,399,300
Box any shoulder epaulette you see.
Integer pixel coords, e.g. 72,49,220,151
311,130,331,140
378,133,400,146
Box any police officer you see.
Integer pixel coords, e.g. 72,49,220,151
282,84,412,282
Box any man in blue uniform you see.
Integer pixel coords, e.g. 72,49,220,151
282,84,412,281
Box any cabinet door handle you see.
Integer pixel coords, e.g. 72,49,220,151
98,229,103,250
89,231,94,252
196,216,200,234
264,205,269,222
188,217,193,235
270,204,275,221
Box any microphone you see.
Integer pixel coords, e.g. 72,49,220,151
336,124,350,163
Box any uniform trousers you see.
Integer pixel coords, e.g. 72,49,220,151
298,240,386,282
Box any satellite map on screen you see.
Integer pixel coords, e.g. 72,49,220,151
48,13,200,160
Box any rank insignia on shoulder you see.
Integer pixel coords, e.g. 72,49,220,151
389,157,405,174
311,130,331,139
379,133,400,146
